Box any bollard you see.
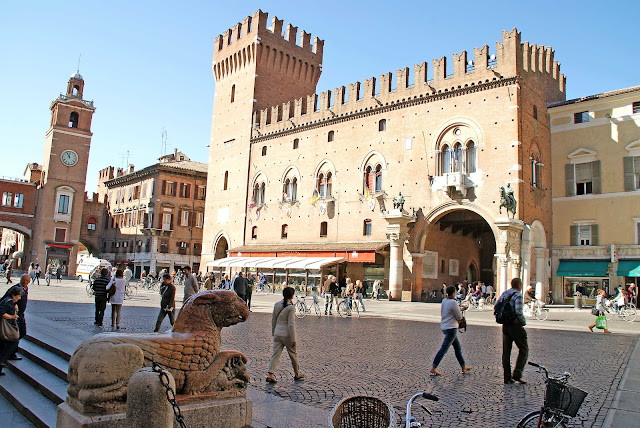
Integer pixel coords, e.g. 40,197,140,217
574,292,582,310
126,366,176,428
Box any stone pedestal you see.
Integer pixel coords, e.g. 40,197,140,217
494,218,525,295
57,396,253,428
382,209,416,301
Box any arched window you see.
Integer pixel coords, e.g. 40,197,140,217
363,219,372,236
87,217,96,231
378,119,386,132
320,221,328,237
223,171,229,190
283,177,298,202
325,172,332,197
293,138,299,149
260,182,266,204
442,145,451,174
328,131,334,142
230,84,235,103
261,146,267,156
466,141,476,173
72,85,80,96
374,164,382,192
251,226,257,240
454,143,463,172
531,154,543,189
364,165,373,194
317,173,325,197
281,224,288,239
69,112,79,128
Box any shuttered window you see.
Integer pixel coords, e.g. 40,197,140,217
570,224,598,246
623,156,640,191
566,161,600,196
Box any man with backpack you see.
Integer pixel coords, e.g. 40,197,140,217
495,277,528,384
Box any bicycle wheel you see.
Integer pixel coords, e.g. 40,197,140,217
517,409,567,428
353,301,360,318
535,308,549,321
295,301,306,319
622,307,636,322
337,300,348,318
130,285,138,297
86,283,93,297
605,308,614,321
478,300,485,311
313,302,321,317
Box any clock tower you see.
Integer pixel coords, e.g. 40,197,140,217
32,71,96,277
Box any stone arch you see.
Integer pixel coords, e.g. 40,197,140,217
0,221,32,238
280,165,301,184
212,231,230,260
313,159,336,179
431,116,485,151
250,171,269,187
359,151,388,172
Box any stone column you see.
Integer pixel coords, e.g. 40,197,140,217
498,255,509,295
534,248,546,300
382,209,415,302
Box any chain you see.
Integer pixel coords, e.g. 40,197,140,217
152,362,187,428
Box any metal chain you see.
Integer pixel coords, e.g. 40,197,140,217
152,362,187,428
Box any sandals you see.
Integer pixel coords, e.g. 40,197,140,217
429,368,442,376
294,373,305,381
462,366,472,374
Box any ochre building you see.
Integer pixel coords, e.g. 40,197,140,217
201,10,566,300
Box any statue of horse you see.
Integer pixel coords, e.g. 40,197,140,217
499,184,517,218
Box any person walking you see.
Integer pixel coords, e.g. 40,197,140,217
1,274,30,361
106,269,126,330
496,277,529,384
155,273,176,332
246,274,254,310
266,286,304,383
329,277,341,315
91,268,110,328
372,279,381,300
124,266,133,285
589,289,611,334
6,261,13,284
56,265,62,283
28,263,36,283
203,272,214,290
323,275,334,315
430,285,472,376
355,280,366,312
182,266,199,303
232,272,247,302
34,264,41,286
0,285,24,376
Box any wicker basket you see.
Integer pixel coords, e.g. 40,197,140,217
545,379,588,417
328,396,396,428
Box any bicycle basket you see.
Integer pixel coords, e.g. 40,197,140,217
545,379,588,417
328,396,396,428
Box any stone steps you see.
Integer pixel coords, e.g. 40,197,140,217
0,369,59,428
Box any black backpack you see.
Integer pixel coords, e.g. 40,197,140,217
494,292,517,325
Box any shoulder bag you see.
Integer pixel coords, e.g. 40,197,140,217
0,318,19,342
458,315,467,332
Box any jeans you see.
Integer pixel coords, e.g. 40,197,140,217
95,296,107,326
502,324,529,381
432,328,466,368
355,293,366,311
154,309,175,332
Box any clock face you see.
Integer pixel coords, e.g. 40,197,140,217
61,150,78,167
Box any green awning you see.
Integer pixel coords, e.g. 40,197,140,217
617,260,640,277
556,260,609,277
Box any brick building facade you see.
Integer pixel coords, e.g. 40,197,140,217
201,10,567,301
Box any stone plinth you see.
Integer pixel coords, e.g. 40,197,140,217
57,397,253,428
382,209,416,301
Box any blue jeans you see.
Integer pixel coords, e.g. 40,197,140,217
432,328,466,368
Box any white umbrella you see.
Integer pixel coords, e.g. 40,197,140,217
11,251,23,259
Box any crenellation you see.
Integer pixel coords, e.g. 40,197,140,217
380,72,392,95
433,57,447,81
552,60,559,80
313,37,324,56
530,44,539,73
301,31,312,51
414,62,427,86
474,45,489,70
538,46,547,74
364,77,376,98
270,16,284,37
452,51,467,77
242,16,253,36
286,23,297,44
335,86,346,106
521,42,530,71
232,23,242,42
397,67,410,90
348,82,360,103
545,47,553,73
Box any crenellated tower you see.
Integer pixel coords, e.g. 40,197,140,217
202,10,324,262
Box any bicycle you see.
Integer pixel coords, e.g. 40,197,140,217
405,392,439,427
86,282,94,297
523,299,549,321
124,282,138,299
295,295,322,318
604,300,636,322
337,296,360,318
517,362,587,428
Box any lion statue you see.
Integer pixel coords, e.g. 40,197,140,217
66,290,250,414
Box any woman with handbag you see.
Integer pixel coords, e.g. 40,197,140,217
589,289,611,334
106,269,126,330
266,286,304,383
0,286,23,375
430,285,472,376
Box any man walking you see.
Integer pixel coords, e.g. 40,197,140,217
91,268,111,328
232,272,247,302
496,277,529,384
246,274,254,310
124,265,133,285
155,273,176,332
182,266,199,303
323,275,334,315
329,277,341,315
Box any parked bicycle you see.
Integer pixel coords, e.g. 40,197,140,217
604,299,636,322
337,296,360,318
405,392,439,427
523,299,549,321
295,295,322,318
86,282,94,297
517,362,587,428
124,282,138,299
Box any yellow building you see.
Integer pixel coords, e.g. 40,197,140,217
550,85,640,303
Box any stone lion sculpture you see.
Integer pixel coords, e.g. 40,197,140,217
66,290,250,414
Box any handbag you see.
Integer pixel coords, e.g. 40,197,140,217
595,315,607,329
591,307,599,316
0,318,20,342
458,316,467,332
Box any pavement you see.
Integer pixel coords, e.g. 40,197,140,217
2,278,640,427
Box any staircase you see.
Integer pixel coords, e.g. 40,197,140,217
0,315,82,428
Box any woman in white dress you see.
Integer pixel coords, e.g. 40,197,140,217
106,269,126,330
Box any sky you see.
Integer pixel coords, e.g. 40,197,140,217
1,1,638,192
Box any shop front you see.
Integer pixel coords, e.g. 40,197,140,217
556,260,610,304
45,244,72,276
617,260,640,304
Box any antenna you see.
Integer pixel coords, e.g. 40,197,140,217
77,54,82,73
161,128,168,156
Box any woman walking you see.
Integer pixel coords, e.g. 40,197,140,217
354,280,366,312
430,285,472,376
106,269,126,330
0,286,23,376
589,289,611,334
266,286,304,383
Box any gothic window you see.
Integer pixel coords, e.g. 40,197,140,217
364,166,373,194
466,141,477,173
283,177,298,202
533,105,538,120
328,131,335,142
375,165,382,192
315,163,334,198
378,119,386,132
454,143,463,172
252,177,266,206
69,112,79,128
293,138,299,149
531,154,543,189
363,219,372,236
320,221,328,237
442,145,451,174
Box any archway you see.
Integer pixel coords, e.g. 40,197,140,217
214,235,228,260
0,225,31,271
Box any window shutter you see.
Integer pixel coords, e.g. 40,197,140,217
161,180,166,195
591,160,601,194
565,164,575,196
570,225,578,246
623,156,635,191
591,224,599,246
186,184,191,199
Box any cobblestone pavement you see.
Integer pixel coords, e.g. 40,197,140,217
21,280,639,427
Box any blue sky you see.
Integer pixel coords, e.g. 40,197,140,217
1,1,637,192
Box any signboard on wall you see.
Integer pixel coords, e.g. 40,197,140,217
422,251,438,279
449,259,459,276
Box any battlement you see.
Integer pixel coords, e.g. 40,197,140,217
213,10,323,82
251,28,565,138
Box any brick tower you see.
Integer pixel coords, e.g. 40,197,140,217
32,71,96,276
201,10,323,263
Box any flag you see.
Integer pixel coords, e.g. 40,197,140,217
282,192,290,203
249,197,255,209
310,189,320,205
364,186,370,200
255,207,261,220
